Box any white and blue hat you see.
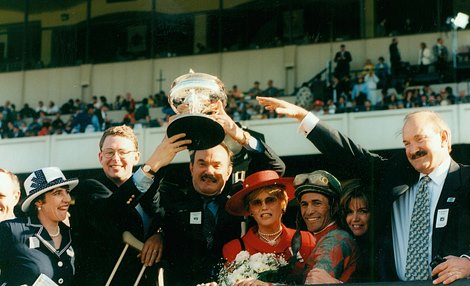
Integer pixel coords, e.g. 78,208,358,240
22,167,78,212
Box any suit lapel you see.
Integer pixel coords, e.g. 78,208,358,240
432,160,461,255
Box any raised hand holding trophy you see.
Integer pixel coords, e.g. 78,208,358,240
166,70,227,150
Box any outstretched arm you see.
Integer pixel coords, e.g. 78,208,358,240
257,96,309,122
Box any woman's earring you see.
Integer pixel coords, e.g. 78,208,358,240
38,207,42,211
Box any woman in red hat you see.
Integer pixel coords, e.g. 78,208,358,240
221,170,316,285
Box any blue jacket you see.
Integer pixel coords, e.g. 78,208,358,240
0,216,75,285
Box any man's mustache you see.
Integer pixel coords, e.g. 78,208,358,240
201,174,217,182
411,150,427,160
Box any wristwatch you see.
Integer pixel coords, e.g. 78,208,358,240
142,164,156,176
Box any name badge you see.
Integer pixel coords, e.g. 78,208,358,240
190,212,202,224
29,237,40,249
436,209,449,228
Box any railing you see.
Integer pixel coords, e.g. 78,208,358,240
2,104,470,174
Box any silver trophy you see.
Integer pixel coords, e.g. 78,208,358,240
167,70,227,150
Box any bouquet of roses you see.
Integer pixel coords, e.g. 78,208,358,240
218,251,289,286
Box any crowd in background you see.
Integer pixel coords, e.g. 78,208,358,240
2,36,470,139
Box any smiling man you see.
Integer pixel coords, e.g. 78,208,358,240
294,170,357,284
257,96,470,284
157,103,285,285
71,125,189,286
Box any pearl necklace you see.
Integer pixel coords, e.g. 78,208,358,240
49,226,60,238
258,228,283,246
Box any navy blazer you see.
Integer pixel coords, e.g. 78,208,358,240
0,216,75,286
71,173,160,286
308,121,470,281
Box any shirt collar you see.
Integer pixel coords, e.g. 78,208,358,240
420,156,451,186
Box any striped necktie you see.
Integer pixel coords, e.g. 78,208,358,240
405,176,431,280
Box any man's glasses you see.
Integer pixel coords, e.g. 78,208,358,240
249,196,278,208
101,148,136,159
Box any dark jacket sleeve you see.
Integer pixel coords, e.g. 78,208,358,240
245,138,286,176
308,121,386,172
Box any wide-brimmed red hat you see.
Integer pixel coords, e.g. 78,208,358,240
225,170,295,216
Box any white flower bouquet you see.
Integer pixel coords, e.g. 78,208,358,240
218,251,289,286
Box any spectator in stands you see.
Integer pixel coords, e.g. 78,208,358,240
325,99,336,114
74,99,85,111
439,87,456,106
123,106,136,127
433,38,449,81
0,167,78,285
95,103,110,131
0,168,20,222
257,97,470,284
90,95,99,109
376,18,387,37
246,81,262,99
154,91,167,107
2,121,15,139
418,42,433,74
362,59,374,76
47,101,59,115
2,101,15,123
51,113,65,134
113,94,123,110
334,44,352,78
26,117,41,136
135,98,150,122
262,80,281,97
122,92,136,111
422,84,437,98
37,120,51,136
312,100,324,117
35,100,47,115
457,90,470,104
351,76,369,107
337,75,352,101
403,89,417,109
229,85,243,100
403,18,414,34
335,95,349,114
364,68,380,104
72,104,100,133
385,91,402,109
375,56,390,89
389,38,402,78
60,99,76,115
293,170,357,284
327,76,340,104
295,82,314,110
19,103,37,119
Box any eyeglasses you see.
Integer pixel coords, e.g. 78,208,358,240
101,148,136,159
249,196,278,208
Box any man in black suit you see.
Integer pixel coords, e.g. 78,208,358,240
389,38,402,77
257,96,470,284
157,101,285,285
71,124,175,285
334,44,352,79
